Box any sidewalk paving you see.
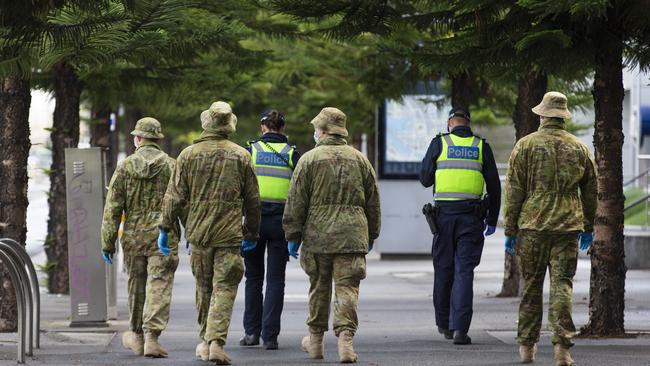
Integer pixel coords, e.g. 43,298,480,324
2,231,650,365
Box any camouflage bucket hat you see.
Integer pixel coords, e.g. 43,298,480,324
532,91,572,119
131,117,164,139
310,107,348,137
200,101,237,134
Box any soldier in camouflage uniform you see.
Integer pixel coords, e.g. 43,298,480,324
100,117,179,358
503,92,597,366
159,101,261,365
283,107,381,364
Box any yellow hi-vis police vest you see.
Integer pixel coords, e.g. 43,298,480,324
251,141,295,203
434,134,485,201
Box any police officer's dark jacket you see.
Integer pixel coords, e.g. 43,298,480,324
419,125,501,227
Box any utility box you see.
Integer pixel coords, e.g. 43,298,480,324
375,83,449,256
65,148,114,327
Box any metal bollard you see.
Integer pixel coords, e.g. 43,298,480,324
0,243,33,356
0,241,34,356
0,249,27,364
0,239,40,349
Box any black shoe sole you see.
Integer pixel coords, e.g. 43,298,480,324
264,343,278,350
453,339,472,345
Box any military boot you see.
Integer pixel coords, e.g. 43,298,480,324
553,344,575,366
519,344,537,363
209,341,232,365
122,331,144,356
301,333,324,359
337,331,358,364
144,332,168,358
195,341,209,361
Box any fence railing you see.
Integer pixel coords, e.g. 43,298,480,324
0,238,40,364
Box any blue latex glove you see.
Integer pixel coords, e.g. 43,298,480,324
484,225,496,236
369,243,374,252
505,236,517,256
102,251,113,265
579,232,593,250
242,240,257,252
158,228,170,256
241,240,257,256
288,241,300,259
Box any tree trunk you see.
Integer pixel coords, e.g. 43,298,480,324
513,70,548,140
0,76,31,332
45,62,82,295
498,69,547,298
90,107,117,179
451,71,472,110
581,28,626,337
123,107,141,156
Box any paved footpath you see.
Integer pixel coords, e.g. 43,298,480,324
2,231,650,365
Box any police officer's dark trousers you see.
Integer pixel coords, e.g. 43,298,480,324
432,201,485,334
243,214,289,342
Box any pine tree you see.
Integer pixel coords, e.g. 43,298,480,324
37,0,260,294
0,0,129,331
518,0,650,337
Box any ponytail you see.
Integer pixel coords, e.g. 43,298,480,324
260,109,285,132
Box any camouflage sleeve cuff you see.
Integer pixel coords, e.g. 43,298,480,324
286,232,302,243
504,226,517,237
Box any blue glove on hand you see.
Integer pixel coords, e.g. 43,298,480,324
579,232,593,250
484,225,496,236
101,251,113,265
241,240,257,256
157,228,170,256
288,241,300,259
369,243,374,252
505,236,517,256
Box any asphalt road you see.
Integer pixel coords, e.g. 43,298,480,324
4,231,649,366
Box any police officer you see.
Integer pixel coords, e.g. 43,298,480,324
283,107,380,363
100,117,179,358
419,107,501,345
503,92,597,365
159,101,261,365
239,109,300,350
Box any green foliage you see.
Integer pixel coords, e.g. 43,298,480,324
624,187,650,225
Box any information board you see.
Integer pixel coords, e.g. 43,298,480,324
379,92,450,178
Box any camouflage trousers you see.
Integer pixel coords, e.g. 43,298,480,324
517,230,578,348
124,254,179,335
190,245,244,345
300,249,366,336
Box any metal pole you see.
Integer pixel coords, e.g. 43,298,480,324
0,242,33,356
0,250,26,364
0,239,40,348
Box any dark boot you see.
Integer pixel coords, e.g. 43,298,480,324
438,327,453,340
263,339,279,350
453,331,472,345
239,334,260,347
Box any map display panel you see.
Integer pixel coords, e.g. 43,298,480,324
381,94,449,177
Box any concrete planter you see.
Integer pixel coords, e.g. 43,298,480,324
624,226,650,269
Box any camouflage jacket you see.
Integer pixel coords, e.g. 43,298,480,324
282,135,381,254
503,118,597,237
160,131,261,247
101,141,179,256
